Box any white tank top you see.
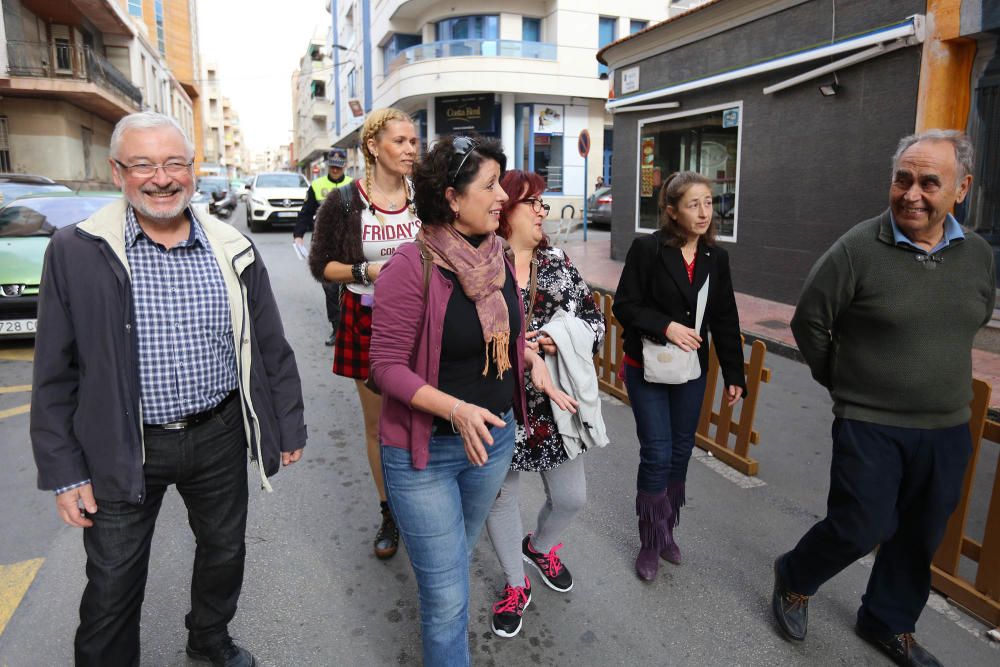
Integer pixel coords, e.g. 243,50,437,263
348,181,421,295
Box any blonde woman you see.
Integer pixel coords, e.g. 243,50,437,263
309,108,420,559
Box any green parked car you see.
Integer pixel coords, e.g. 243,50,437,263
0,192,120,338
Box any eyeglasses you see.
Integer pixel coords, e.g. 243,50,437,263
114,159,193,178
520,197,550,214
447,136,479,184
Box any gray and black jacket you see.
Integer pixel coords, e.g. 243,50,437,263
30,198,306,503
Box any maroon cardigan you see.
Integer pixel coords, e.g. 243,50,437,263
369,240,528,470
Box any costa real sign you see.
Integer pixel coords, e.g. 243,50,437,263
434,94,495,134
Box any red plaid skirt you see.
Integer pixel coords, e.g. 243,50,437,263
332,290,372,379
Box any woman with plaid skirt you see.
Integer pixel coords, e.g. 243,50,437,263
309,108,420,559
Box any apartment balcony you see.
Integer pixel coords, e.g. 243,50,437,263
387,39,556,74
3,40,141,121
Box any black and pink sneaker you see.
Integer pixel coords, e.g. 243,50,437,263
522,534,573,592
491,577,532,638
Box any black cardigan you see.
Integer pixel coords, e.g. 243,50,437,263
613,230,747,392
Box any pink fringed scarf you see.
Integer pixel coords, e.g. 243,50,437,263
417,224,511,378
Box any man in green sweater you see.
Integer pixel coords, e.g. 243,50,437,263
772,130,994,667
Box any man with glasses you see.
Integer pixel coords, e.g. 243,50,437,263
31,112,306,667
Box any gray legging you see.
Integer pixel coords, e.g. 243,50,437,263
485,455,587,588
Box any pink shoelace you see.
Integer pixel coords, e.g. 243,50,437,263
492,583,528,614
531,540,564,576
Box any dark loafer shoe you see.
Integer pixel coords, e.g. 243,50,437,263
374,507,399,559
855,626,943,667
772,555,809,642
186,637,258,667
324,331,336,346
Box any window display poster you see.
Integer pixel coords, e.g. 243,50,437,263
533,105,564,134
641,136,655,165
641,166,655,197
722,108,739,128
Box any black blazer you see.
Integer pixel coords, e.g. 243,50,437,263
613,230,746,392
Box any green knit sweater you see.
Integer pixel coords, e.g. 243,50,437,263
791,210,996,428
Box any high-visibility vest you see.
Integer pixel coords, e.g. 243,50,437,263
311,174,353,201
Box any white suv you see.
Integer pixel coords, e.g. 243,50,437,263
245,172,309,233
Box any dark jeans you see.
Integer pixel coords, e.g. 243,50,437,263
781,417,971,635
624,363,707,493
74,397,249,666
323,281,341,329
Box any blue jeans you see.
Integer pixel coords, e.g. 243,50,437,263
624,363,707,494
381,410,515,667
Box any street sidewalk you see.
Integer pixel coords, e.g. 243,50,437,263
553,226,1000,412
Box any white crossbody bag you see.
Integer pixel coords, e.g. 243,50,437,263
641,276,709,384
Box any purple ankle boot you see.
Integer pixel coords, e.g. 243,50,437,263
660,481,685,565
635,490,671,581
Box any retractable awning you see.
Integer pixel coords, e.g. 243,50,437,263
607,15,925,112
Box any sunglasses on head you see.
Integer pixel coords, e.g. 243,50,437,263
448,136,479,185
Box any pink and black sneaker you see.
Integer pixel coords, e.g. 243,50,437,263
522,534,573,592
491,577,532,638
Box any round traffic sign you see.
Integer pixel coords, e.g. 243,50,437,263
578,129,591,158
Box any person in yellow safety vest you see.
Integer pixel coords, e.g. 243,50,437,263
294,148,354,346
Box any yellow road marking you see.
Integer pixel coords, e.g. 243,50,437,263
0,558,44,636
0,404,30,420
0,385,31,395
0,348,33,362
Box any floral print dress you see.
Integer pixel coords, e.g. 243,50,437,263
511,247,606,472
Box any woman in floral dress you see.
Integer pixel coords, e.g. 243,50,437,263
484,170,606,638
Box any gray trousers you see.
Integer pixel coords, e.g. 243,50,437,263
485,455,587,587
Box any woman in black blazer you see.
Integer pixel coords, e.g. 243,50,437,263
613,171,747,581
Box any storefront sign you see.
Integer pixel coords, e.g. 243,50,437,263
435,94,495,134
621,67,640,95
533,105,564,134
640,136,656,197
722,108,740,128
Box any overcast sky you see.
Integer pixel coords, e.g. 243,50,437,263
197,0,332,154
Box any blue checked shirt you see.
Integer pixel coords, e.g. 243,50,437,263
126,206,238,424
54,207,239,495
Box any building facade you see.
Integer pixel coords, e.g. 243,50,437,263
119,0,205,171
326,0,670,215
201,64,250,179
0,0,195,189
292,27,334,179
600,0,999,304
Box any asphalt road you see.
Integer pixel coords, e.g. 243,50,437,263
0,208,997,666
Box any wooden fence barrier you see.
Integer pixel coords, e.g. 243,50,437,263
591,290,771,476
931,378,1000,625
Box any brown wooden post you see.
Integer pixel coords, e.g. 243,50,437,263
933,379,990,574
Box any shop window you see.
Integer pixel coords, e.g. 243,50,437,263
0,117,10,172
967,76,1000,279
535,134,564,193
523,18,541,42
636,103,742,240
598,17,617,77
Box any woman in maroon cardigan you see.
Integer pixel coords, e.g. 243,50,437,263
368,136,574,667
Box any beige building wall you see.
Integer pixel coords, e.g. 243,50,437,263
0,98,115,188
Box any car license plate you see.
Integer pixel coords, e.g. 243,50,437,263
0,319,36,335
277,211,297,218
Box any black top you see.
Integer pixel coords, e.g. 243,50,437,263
613,231,747,393
433,264,520,432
